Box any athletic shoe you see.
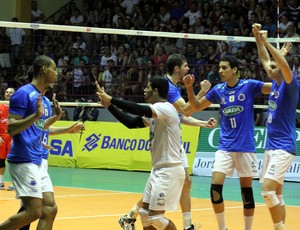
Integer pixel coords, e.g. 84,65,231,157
118,215,136,230
0,183,4,190
7,184,15,191
185,223,202,230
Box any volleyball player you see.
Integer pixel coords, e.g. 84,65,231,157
0,87,15,191
97,77,186,230
0,55,61,229
183,55,272,230
253,23,298,230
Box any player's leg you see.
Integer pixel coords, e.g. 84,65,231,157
236,152,258,230
118,198,142,230
239,177,255,230
18,205,31,230
36,191,57,230
180,167,194,230
261,150,294,230
211,171,227,230
0,158,5,189
36,159,57,230
210,150,233,230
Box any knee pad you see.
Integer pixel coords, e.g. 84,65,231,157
149,214,169,230
0,158,5,168
261,191,280,208
139,208,151,227
277,194,285,206
210,184,223,204
241,187,255,209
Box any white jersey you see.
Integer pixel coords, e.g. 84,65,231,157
147,102,182,168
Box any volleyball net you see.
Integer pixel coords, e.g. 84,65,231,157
0,21,299,112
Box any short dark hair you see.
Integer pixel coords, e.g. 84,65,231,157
166,54,187,75
150,77,169,99
220,55,239,69
32,55,53,78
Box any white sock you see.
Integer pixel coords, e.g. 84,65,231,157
182,212,192,229
128,204,140,219
244,216,253,230
274,221,285,230
0,175,4,184
215,212,226,230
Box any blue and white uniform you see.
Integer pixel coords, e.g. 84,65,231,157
165,76,188,168
261,75,299,184
7,84,49,198
205,79,264,176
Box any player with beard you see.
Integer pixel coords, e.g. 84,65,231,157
0,55,63,229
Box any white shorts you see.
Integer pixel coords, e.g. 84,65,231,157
260,150,295,185
8,160,53,199
212,150,258,177
143,165,185,211
180,146,189,168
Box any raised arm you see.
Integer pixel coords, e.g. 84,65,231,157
182,75,212,113
8,94,44,136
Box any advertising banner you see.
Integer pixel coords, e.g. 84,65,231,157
48,121,200,173
193,127,300,182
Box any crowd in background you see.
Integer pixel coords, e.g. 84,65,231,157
0,0,300,104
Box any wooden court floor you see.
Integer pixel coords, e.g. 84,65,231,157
0,167,299,229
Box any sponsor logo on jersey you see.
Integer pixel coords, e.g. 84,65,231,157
223,105,244,116
268,100,277,111
35,119,45,130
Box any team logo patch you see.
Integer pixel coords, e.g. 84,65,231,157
157,192,166,206
238,93,245,101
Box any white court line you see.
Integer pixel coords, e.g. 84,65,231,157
0,191,134,201
46,205,269,221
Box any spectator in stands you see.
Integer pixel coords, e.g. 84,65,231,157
6,17,26,71
60,109,70,121
169,0,185,21
279,14,294,37
286,0,300,23
73,48,89,66
180,2,201,26
219,11,238,35
100,58,115,94
200,1,212,25
70,8,84,26
262,15,277,38
13,61,29,88
208,0,224,25
100,46,117,67
284,24,300,38
237,15,251,36
89,49,101,65
31,0,45,23
37,34,53,54
73,35,87,51
0,27,11,69
121,0,140,16
207,64,221,86
153,46,168,66
77,99,99,122
254,3,267,23
71,59,86,99
157,5,171,27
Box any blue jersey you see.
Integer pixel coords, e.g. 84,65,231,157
206,79,264,152
165,76,182,104
7,84,47,164
266,75,299,154
42,97,52,159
